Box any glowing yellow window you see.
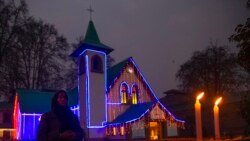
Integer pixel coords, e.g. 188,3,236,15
132,92,137,104
113,127,116,135
121,92,127,103
132,85,139,104
120,83,128,104
120,126,125,135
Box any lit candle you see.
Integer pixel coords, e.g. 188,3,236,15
195,92,204,141
214,97,222,140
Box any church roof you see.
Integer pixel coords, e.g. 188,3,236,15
70,20,114,57
108,101,185,125
107,57,132,88
16,88,78,113
108,102,156,125
84,20,100,44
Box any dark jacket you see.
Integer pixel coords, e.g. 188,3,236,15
37,111,84,141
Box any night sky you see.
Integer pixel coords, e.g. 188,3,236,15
25,0,249,98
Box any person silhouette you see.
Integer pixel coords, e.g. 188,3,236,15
37,90,84,141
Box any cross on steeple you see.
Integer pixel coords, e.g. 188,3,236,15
87,6,94,20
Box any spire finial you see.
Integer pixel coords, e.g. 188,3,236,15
87,5,94,20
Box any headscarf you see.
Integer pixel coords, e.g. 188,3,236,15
51,90,75,132
51,90,69,112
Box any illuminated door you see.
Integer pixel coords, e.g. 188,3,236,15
149,122,159,140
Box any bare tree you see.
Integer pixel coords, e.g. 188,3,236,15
15,17,69,89
0,0,27,65
176,42,243,101
0,16,71,100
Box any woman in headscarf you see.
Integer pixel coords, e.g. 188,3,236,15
37,90,84,141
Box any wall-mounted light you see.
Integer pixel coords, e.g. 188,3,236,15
126,66,134,73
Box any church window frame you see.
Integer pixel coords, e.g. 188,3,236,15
120,82,130,104
91,55,103,73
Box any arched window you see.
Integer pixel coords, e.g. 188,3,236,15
120,83,129,104
79,55,85,75
131,84,139,104
91,55,103,73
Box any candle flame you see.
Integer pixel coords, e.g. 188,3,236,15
215,97,222,106
196,92,204,100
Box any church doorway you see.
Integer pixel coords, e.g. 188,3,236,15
149,122,159,140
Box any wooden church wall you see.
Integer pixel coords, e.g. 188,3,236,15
107,64,154,122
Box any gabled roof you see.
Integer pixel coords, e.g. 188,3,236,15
108,102,156,125
108,101,185,125
107,57,132,88
16,88,78,113
70,20,114,57
107,57,157,100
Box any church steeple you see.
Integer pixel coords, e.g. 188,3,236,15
84,20,100,44
70,20,114,57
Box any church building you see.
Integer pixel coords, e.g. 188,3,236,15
13,20,185,141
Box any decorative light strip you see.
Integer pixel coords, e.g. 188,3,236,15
21,113,42,116
18,110,21,139
13,95,18,139
86,54,90,127
129,58,158,100
102,121,107,126
70,106,79,110
70,106,80,115
77,55,81,121
88,125,107,129
19,106,78,117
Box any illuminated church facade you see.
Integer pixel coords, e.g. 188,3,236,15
13,20,184,140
